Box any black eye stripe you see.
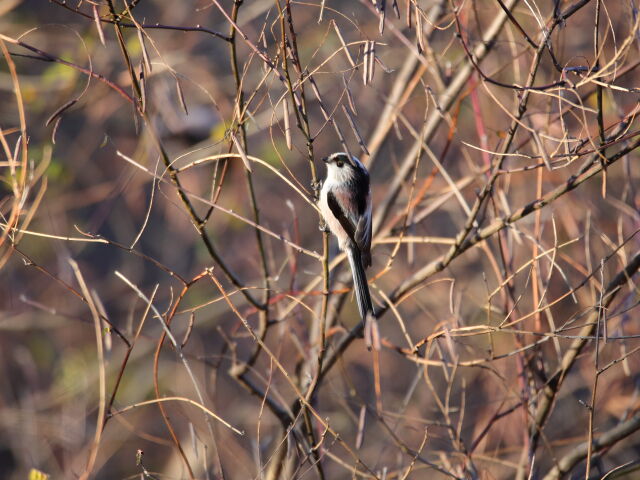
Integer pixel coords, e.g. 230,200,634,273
338,154,353,168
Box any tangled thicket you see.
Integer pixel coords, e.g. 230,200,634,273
2,1,640,479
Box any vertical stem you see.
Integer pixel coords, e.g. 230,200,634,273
594,0,606,197
229,0,271,349
585,262,604,478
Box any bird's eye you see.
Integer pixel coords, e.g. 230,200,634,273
336,160,344,168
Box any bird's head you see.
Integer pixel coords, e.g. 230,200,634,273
322,152,367,184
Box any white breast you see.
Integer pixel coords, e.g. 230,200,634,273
320,180,350,251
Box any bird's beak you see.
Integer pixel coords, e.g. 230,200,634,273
322,156,329,164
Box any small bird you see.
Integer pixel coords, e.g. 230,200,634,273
319,152,374,323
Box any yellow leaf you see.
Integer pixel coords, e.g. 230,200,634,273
28,469,50,480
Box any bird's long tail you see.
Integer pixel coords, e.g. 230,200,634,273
347,246,374,321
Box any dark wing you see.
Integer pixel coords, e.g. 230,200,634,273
354,201,372,267
326,191,357,246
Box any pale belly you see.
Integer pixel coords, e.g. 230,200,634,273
320,186,351,251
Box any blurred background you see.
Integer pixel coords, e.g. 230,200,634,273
1,0,640,478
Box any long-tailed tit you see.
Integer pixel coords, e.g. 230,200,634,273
319,152,374,322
